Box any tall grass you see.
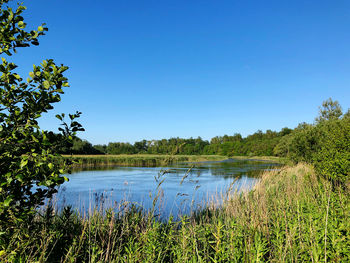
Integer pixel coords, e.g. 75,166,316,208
64,154,227,168
1,164,349,262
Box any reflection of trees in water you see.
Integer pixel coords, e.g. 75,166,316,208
208,162,281,178
71,165,120,172
73,166,176,173
172,160,281,179
209,169,261,178
70,160,281,180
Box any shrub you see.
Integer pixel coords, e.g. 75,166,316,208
313,118,350,185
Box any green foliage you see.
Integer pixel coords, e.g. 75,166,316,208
273,133,292,156
0,0,47,56
0,0,83,230
316,97,343,123
344,108,350,119
108,141,136,154
287,123,320,163
274,99,350,185
313,118,350,185
91,129,292,157
93,144,108,154
71,137,101,154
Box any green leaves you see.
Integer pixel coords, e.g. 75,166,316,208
18,21,25,29
56,114,63,121
0,2,47,55
43,80,50,89
274,99,350,186
0,1,84,230
20,159,28,168
313,118,350,185
3,197,12,207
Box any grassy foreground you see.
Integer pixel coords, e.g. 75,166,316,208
2,163,349,262
64,154,227,168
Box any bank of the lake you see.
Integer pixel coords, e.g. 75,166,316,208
64,154,228,168
229,155,288,163
4,163,349,262
64,154,285,168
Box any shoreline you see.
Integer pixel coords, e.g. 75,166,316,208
63,154,285,168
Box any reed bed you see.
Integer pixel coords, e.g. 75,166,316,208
64,154,227,168
229,155,289,164
2,164,349,262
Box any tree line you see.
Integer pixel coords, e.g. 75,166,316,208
61,128,293,156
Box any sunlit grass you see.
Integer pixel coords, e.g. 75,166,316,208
230,155,288,163
63,154,285,169
63,154,228,168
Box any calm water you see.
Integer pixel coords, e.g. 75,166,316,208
54,159,279,219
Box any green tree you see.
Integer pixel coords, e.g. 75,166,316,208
313,117,350,185
343,108,350,119
316,98,343,123
93,144,107,154
273,134,292,157
0,0,83,231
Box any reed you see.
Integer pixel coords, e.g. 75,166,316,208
63,154,228,168
229,155,289,164
2,164,349,262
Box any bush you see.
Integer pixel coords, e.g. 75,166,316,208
313,118,350,185
287,123,321,163
274,100,350,185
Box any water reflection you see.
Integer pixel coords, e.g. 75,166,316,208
55,159,280,219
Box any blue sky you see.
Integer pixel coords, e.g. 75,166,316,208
11,0,350,144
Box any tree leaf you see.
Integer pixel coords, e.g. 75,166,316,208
43,80,50,89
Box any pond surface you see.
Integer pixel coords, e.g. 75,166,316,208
54,159,280,219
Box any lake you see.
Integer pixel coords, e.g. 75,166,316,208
54,159,280,219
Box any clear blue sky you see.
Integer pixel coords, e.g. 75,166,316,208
12,0,350,144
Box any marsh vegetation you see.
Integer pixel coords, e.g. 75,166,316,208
65,154,227,168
